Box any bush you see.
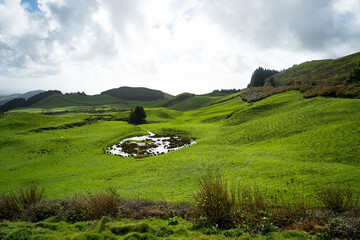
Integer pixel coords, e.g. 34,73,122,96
234,184,267,212
270,189,313,229
21,201,60,222
61,188,121,221
0,193,20,220
325,217,359,239
193,172,236,228
316,184,358,213
12,185,45,210
0,185,45,220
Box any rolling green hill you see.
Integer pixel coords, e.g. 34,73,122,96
101,86,168,101
162,93,223,111
0,91,359,202
167,95,220,111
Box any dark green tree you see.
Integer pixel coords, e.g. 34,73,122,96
247,67,279,87
128,106,146,124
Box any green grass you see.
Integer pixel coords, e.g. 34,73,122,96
168,95,221,111
0,91,359,204
0,218,311,239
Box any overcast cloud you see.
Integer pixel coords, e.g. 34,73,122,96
0,0,360,95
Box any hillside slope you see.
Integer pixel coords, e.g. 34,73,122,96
162,93,224,111
241,52,360,102
1,91,359,201
268,52,360,86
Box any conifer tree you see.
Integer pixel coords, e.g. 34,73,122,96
128,106,146,124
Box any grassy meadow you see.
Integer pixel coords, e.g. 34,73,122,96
1,91,360,202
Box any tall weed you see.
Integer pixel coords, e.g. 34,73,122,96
63,188,121,221
193,172,236,228
316,184,358,213
233,184,267,212
12,184,45,209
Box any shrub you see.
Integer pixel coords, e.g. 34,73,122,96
83,188,120,219
63,188,121,221
316,184,359,213
317,86,338,97
302,88,319,98
270,189,312,228
325,217,359,239
193,172,236,228
0,193,20,220
21,201,60,222
12,184,45,209
0,185,45,220
234,184,267,212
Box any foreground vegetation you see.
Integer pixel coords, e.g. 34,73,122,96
1,174,359,239
1,218,313,240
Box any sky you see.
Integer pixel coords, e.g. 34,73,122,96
0,0,360,95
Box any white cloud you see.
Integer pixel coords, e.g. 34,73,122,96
0,0,360,95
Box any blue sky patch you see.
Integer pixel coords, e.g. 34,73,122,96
21,0,40,13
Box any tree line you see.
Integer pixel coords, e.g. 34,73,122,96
212,89,241,94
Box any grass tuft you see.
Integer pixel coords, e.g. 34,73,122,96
193,172,235,228
316,184,359,213
13,184,45,209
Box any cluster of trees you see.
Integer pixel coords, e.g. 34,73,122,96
65,92,87,96
0,90,62,112
212,89,241,94
101,87,165,101
128,106,146,124
247,67,279,88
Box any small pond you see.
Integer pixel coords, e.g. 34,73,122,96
107,131,196,158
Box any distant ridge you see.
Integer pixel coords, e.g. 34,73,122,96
0,90,60,112
0,90,44,105
101,86,166,101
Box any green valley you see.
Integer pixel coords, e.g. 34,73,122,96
1,91,359,201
